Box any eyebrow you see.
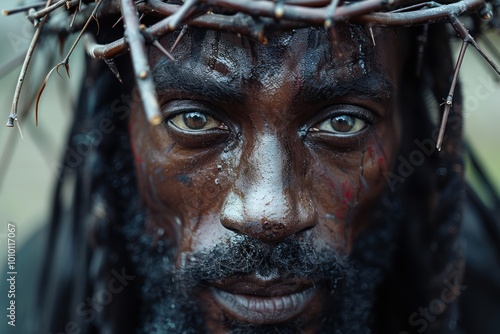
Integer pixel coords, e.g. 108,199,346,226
297,73,393,104
152,59,245,103
153,58,393,106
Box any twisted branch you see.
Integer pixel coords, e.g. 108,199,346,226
6,1,52,128
120,0,162,124
83,0,484,60
3,0,500,129
436,14,500,150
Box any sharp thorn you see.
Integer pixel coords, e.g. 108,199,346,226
171,25,188,52
153,40,176,61
104,59,123,83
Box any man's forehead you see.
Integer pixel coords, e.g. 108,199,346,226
151,24,391,101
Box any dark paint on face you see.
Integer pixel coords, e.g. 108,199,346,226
130,25,403,333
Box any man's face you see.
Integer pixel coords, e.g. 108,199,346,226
130,25,402,332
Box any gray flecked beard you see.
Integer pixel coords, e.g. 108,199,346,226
122,202,397,334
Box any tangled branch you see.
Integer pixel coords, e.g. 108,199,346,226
3,0,500,148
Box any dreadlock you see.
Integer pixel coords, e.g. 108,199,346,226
373,23,467,333
34,18,141,333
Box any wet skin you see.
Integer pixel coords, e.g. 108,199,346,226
130,25,403,332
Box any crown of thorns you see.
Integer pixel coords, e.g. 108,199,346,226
3,0,500,150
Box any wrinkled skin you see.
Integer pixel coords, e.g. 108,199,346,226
130,24,403,333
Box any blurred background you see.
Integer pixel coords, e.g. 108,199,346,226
0,1,85,255
0,3,84,331
0,0,498,331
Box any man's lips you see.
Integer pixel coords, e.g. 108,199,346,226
208,276,317,324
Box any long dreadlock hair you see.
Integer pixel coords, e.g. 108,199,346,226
2,0,498,333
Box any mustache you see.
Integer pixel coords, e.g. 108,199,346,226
176,235,352,285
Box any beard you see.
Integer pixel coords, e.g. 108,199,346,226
119,190,398,334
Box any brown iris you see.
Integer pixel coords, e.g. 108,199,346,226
169,110,224,132
183,112,208,130
331,115,355,133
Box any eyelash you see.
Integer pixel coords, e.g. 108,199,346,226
338,108,374,124
161,101,225,126
300,105,377,149
310,107,377,130
159,101,237,149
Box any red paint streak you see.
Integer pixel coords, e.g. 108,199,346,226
129,122,143,164
336,204,348,220
342,180,353,202
378,157,385,169
334,180,354,220
130,140,142,164
367,145,376,159
320,178,354,220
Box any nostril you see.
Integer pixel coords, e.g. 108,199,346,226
220,190,317,242
261,220,285,233
220,218,241,234
222,224,241,234
220,191,246,232
298,223,315,235
246,220,270,236
222,217,315,244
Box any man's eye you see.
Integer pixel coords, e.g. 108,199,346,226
315,115,367,134
169,111,226,131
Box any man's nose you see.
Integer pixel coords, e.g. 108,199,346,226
220,133,317,243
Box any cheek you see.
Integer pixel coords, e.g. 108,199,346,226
130,108,238,250
362,139,391,195
306,136,393,252
349,136,394,238
304,152,362,253
359,120,400,203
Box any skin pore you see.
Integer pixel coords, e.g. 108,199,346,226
129,24,404,333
